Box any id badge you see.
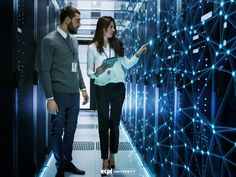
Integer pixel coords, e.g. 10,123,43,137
72,62,78,72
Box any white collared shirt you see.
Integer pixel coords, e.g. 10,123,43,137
87,42,139,86
56,26,67,39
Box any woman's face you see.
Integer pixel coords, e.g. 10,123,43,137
103,21,115,39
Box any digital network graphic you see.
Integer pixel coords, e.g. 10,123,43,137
121,0,236,176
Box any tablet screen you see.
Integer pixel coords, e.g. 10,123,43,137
102,57,118,67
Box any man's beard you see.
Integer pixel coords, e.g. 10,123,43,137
68,22,78,34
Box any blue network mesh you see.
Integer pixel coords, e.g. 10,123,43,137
121,0,236,176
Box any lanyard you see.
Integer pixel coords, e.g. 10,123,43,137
56,30,76,60
103,46,111,59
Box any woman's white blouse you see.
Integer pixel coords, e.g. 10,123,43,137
87,42,139,86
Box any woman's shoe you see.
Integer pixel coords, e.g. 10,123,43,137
108,159,115,169
101,171,107,176
101,160,109,176
108,154,115,169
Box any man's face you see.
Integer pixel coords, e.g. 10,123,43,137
68,13,81,34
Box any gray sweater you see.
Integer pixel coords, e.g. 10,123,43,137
40,30,86,99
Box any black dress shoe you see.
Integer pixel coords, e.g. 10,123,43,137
64,162,85,175
55,168,64,177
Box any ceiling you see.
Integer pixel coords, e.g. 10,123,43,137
53,0,144,40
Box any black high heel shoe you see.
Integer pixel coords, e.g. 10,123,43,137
101,171,107,176
101,160,109,176
108,159,115,169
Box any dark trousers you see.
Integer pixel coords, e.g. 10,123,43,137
95,82,125,159
51,92,80,169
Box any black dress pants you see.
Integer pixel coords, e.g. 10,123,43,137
51,92,80,169
95,82,125,159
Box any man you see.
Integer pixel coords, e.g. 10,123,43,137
40,6,89,177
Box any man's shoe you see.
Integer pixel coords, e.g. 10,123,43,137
55,168,64,177
64,162,85,175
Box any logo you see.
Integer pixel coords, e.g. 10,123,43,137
100,168,136,176
101,169,113,175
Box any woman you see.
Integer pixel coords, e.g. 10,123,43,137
87,16,147,176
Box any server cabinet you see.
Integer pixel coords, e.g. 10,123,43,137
0,1,16,177
121,0,236,177
0,0,59,176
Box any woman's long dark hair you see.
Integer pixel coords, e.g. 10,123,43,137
90,16,124,57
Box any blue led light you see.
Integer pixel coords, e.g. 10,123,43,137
226,50,230,55
234,142,236,147
207,151,210,155
216,52,219,56
221,1,224,6
219,44,222,48
224,15,228,19
212,65,215,69
149,40,153,46
206,37,210,41
232,71,235,77
219,10,223,15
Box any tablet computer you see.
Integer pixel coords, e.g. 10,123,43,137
102,57,118,67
